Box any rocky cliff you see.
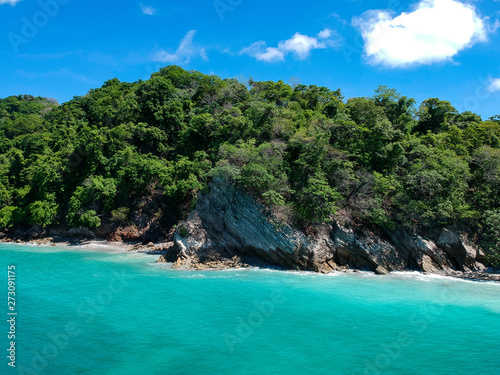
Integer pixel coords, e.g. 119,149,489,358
162,178,499,281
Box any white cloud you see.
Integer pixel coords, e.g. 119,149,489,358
257,47,285,62
318,29,333,39
0,0,22,5
240,42,285,62
153,30,208,63
488,78,500,92
200,48,209,61
489,19,500,33
279,33,327,59
241,29,340,62
140,4,156,15
353,0,487,68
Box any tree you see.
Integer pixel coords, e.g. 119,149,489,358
415,98,458,134
296,172,341,223
481,209,500,268
398,146,473,224
0,65,497,250
136,76,177,127
373,85,416,134
29,195,58,227
0,206,17,228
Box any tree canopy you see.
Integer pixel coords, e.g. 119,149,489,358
1,67,499,264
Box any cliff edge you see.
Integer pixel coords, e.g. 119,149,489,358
159,178,499,281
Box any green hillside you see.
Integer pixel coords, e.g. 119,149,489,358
1,66,499,265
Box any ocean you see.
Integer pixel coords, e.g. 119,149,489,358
1,243,499,375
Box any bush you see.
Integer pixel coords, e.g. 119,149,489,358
296,172,341,223
0,206,17,228
29,197,58,227
110,207,129,224
262,190,285,207
79,210,101,229
207,166,241,182
178,226,188,238
482,210,500,268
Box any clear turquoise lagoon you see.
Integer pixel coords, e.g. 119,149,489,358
2,243,500,375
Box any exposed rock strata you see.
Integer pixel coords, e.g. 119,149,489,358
167,178,499,281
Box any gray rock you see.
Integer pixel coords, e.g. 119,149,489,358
169,178,488,277
375,266,389,275
437,228,479,271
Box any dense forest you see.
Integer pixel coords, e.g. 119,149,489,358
0,66,499,265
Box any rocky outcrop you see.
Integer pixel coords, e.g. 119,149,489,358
2,201,174,244
168,178,495,279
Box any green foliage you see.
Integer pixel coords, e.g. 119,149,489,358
207,166,241,182
178,225,188,238
362,172,397,229
0,66,497,240
470,147,500,210
262,190,286,207
482,210,500,268
398,146,472,225
0,206,17,228
241,163,275,192
79,210,101,229
66,176,117,228
415,98,458,134
29,195,58,227
373,85,416,134
110,207,129,224
296,172,341,223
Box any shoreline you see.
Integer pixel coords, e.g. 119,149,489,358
0,236,173,255
2,237,499,283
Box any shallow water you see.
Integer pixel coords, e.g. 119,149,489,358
2,243,499,374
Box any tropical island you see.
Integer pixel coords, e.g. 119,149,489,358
1,66,499,280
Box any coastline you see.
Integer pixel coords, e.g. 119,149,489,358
2,236,499,283
0,236,172,255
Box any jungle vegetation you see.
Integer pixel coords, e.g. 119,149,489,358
0,66,498,264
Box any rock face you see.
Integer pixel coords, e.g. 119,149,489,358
170,178,489,276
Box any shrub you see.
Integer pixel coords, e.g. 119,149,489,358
79,210,101,229
296,172,341,223
110,207,129,224
0,206,17,228
29,197,58,227
262,190,286,207
178,226,188,238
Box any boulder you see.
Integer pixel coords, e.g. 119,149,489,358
438,228,479,271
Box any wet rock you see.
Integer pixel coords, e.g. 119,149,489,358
156,246,178,263
375,266,389,275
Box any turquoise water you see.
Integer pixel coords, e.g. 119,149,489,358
1,243,500,375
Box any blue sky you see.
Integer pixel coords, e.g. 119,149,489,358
0,0,499,118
